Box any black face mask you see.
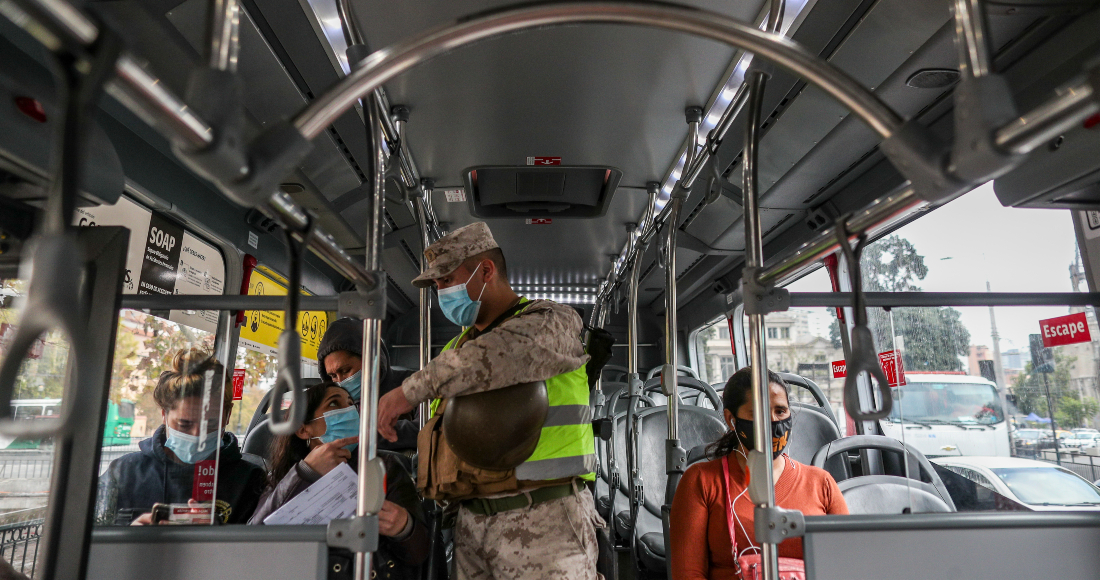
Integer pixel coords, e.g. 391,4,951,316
733,416,793,460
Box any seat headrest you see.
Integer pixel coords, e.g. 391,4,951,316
838,475,955,514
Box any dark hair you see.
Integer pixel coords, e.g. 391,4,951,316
266,382,347,487
463,247,508,280
153,348,231,412
707,366,790,458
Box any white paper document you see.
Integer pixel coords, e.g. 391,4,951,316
264,463,358,525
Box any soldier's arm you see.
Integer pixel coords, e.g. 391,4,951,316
401,301,589,404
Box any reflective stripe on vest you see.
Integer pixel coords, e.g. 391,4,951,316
437,300,595,481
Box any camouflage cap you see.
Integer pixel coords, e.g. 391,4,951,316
411,222,499,288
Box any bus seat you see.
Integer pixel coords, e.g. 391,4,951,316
632,406,726,576
602,365,629,383
645,365,700,381
242,379,323,462
642,376,722,409
811,435,956,511
686,443,710,466
240,452,269,472
787,403,842,466
838,475,955,514
777,373,836,423
242,419,274,460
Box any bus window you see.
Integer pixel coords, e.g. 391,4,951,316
96,309,230,527
231,267,324,439
843,186,1100,509
691,316,734,385
0,277,72,573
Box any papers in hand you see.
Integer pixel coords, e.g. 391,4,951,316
264,463,358,525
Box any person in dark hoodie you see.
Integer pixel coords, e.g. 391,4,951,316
317,318,419,451
249,382,429,578
96,348,266,526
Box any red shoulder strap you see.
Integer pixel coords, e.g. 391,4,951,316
722,456,738,557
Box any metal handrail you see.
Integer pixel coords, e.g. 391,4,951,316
292,3,905,141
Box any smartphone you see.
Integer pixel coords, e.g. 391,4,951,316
150,503,213,525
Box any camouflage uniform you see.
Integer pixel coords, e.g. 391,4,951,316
402,222,603,579
454,482,602,580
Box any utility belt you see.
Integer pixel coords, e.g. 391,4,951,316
460,482,576,517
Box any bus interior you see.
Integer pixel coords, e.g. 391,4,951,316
2,0,1100,578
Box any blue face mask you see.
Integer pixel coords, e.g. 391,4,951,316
438,264,486,327
165,426,219,464
339,370,362,401
312,406,360,451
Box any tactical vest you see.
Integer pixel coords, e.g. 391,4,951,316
417,300,594,501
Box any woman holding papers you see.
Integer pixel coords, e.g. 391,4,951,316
250,382,430,578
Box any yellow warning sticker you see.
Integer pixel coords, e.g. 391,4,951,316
238,271,329,361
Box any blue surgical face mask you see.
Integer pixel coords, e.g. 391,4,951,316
165,426,219,464
437,264,486,327
311,406,360,451
339,370,362,401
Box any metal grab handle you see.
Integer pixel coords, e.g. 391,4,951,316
0,35,120,437
268,220,315,436
836,220,893,421
0,237,88,437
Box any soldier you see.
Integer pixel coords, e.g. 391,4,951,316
377,222,602,580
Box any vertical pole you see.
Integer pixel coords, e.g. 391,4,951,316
953,0,991,80
743,4,784,579
206,0,241,72
664,191,684,441
1042,371,1062,466
413,190,433,427
354,96,387,580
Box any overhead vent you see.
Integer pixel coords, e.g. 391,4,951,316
906,69,960,89
461,165,622,218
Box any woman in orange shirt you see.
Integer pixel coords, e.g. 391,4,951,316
669,367,848,580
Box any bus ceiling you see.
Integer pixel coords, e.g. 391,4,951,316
0,1,1098,318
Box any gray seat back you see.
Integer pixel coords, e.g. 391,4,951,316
787,403,841,465
642,376,722,409
812,435,956,511
635,406,726,514
838,475,955,514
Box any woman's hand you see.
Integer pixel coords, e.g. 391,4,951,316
302,436,358,476
130,513,154,526
378,500,410,537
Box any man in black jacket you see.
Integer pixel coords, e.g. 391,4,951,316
317,318,419,452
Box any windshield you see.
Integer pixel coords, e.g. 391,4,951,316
1016,429,1041,440
990,467,1100,506
888,381,1004,425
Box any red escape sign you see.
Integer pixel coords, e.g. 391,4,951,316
831,350,906,387
1039,312,1092,347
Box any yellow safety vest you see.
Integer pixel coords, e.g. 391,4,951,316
431,300,595,481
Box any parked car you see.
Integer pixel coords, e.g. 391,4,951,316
1013,429,1054,455
932,456,1100,511
1062,432,1100,449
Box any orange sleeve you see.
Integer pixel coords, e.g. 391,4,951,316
822,471,849,515
669,464,713,580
